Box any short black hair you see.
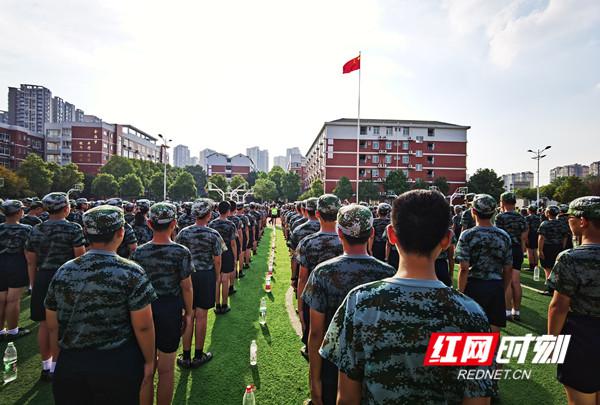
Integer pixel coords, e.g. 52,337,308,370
473,209,494,220
86,228,122,244
319,211,337,222
306,208,316,216
47,207,65,215
391,190,451,256
149,220,172,232
218,201,230,215
228,201,237,213
340,230,372,246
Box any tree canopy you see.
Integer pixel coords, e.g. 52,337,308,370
281,172,301,201
92,173,119,198
467,168,504,199
333,176,353,201
253,178,278,201
119,173,144,199
385,170,410,196
17,154,54,197
359,180,380,202
100,156,135,180
169,172,198,201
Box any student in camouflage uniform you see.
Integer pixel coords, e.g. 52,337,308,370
525,204,542,271
249,202,263,254
496,192,528,321
548,196,600,403
288,197,321,253
452,204,463,237
290,200,309,233
228,201,245,279
320,190,494,404
456,194,512,332
369,202,390,261
175,199,223,367
538,205,569,295
0,200,32,340
303,204,395,405
124,201,135,225
131,203,194,405
236,202,251,270
45,205,157,404
20,200,44,227
107,198,139,258
25,192,86,382
133,199,154,245
284,202,302,240
209,201,238,314
296,195,343,358
435,224,456,287
177,202,195,231
244,204,256,264
558,203,574,249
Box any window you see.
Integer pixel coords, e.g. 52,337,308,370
386,127,392,135
428,128,435,137
359,168,366,177
416,150,423,157
327,138,333,145
360,126,367,135
0,133,9,142
403,127,409,135
386,141,392,149
372,155,379,163
373,126,380,134
327,152,333,159
402,169,409,177
402,155,410,164
359,140,367,148
427,156,434,164
416,164,423,171
416,136,424,143
402,141,409,150
385,155,392,164
373,141,379,149
427,169,434,177
371,169,379,177
427,142,435,151
385,169,391,177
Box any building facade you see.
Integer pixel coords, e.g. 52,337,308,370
273,155,287,170
199,148,216,170
550,164,590,182
206,153,255,180
246,146,269,173
173,144,191,167
0,123,45,169
304,118,469,198
8,84,53,134
589,161,600,177
0,110,7,124
502,171,534,191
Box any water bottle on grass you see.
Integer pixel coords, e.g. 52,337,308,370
533,266,540,281
259,297,267,325
3,342,17,384
243,385,256,405
250,340,257,366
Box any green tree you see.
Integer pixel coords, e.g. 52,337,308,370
333,176,353,201
281,172,301,201
359,180,380,202
0,166,29,198
467,168,504,199
247,171,259,187
100,156,135,180
412,179,428,190
515,188,537,201
133,160,162,188
230,175,249,191
184,165,207,194
309,179,324,198
553,176,590,203
585,175,600,196
119,173,144,199
17,154,53,196
268,166,286,199
91,173,119,198
385,170,410,196
169,172,197,201
433,177,450,195
51,163,84,192
209,174,228,191
148,173,168,200
253,178,278,201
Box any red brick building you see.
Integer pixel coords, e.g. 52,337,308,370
0,123,45,169
206,152,255,180
305,118,469,199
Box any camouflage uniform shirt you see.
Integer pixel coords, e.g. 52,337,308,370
177,212,195,230
176,225,224,272
288,219,320,250
372,217,390,244
461,209,476,230
495,211,527,246
131,242,194,297
455,226,512,281
296,231,343,273
320,278,494,403
133,223,153,245
117,222,138,258
0,223,32,254
25,219,86,272
208,218,237,245
538,219,568,246
20,214,42,227
67,211,83,226
526,214,541,239
549,244,600,317
44,250,157,350
290,216,308,233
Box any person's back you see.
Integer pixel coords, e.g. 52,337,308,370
177,224,224,272
26,217,85,272
456,226,512,280
296,231,343,273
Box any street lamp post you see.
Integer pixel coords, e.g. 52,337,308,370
158,134,172,201
527,146,551,205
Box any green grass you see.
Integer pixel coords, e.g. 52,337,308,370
1,230,567,404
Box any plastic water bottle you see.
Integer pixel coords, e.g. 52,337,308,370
259,297,267,325
250,340,257,366
3,342,17,384
265,277,272,293
533,266,540,282
243,385,256,405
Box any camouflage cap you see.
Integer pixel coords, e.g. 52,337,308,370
528,204,537,211
1,199,24,216
317,194,341,215
236,202,244,209
106,198,123,207
136,199,151,208
337,204,374,237
305,197,318,211
83,205,125,235
69,199,76,208
30,200,44,210
546,205,560,216
567,196,600,219
42,192,69,211
150,202,178,224
500,192,516,204
558,204,569,213
377,202,392,215
76,198,88,205
472,194,497,216
192,198,214,218
358,201,368,207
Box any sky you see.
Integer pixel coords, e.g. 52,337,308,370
1,0,599,184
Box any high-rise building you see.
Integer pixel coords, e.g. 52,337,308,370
502,172,534,191
589,161,600,176
75,109,85,122
189,156,199,166
173,144,191,167
64,102,76,122
199,148,216,170
246,146,269,173
550,164,590,182
51,96,65,123
0,122,45,169
8,84,52,134
0,110,8,124
273,155,287,170
305,118,469,199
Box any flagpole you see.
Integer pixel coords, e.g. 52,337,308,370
356,51,361,203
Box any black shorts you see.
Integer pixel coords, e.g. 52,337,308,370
0,253,28,292
541,244,563,269
527,233,538,249
53,341,144,405
248,230,255,248
372,241,386,261
558,314,600,393
192,271,216,310
152,296,183,353
511,244,524,271
221,249,235,274
242,234,248,251
235,238,241,257
434,258,452,287
31,270,57,322
464,279,506,327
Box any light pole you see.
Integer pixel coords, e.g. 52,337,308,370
158,134,172,201
527,146,551,205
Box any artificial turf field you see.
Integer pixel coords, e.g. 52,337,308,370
1,226,568,404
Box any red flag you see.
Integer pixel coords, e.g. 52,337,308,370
343,55,360,74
